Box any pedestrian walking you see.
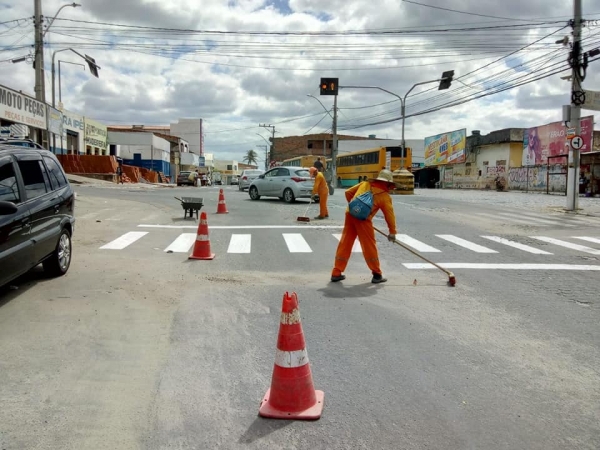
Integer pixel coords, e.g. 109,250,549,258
313,156,324,173
309,166,329,219
116,164,123,184
330,169,397,284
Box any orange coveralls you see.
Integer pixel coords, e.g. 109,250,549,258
332,180,397,277
312,171,329,218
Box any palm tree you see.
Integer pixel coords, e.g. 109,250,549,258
243,149,259,166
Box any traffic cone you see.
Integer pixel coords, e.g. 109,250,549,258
189,211,215,260
216,188,229,214
259,292,324,420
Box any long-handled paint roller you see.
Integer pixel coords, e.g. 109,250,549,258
374,227,456,287
297,198,313,222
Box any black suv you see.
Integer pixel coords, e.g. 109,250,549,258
0,143,75,287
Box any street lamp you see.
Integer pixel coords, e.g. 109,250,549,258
256,144,268,170
307,93,337,188
306,94,334,119
52,48,100,108
58,60,85,107
256,133,271,169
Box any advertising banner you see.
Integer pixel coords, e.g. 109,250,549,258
522,116,594,166
84,117,107,150
424,128,466,166
47,107,63,136
0,83,46,130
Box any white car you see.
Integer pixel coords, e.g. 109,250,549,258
248,166,314,203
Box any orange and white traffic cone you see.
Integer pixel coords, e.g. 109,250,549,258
189,211,215,260
216,188,229,214
259,292,324,420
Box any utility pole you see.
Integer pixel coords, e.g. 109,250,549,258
34,0,45,145
259,124,275,164
566,0,583,211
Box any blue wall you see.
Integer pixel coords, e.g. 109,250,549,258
121,158,171,176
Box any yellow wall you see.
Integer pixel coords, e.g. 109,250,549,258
509,142,523,168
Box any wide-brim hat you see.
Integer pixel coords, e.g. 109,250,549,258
369,169,395,184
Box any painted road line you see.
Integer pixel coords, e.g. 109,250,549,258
531,236,600,255
332,234,362,252
395,234,441,252
480,236,552,255
100,231,148,250
573,236,600,245
499,212,568,226
436,235,498,253
227,234,252,253
476,212,543,226
164,233,196,253
403,263,600,271
283,233,312,253
138,224,344,230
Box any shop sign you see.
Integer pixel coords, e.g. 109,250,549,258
0,83,46,130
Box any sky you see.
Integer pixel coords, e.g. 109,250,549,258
2,0,600,164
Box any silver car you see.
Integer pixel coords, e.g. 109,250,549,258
248,166,314,203
238,169,264,191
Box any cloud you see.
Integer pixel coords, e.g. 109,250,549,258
1,0,599,163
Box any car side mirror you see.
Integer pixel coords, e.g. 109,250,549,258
0,201,18,216
258,174,265,179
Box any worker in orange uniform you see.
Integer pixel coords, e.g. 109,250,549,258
310,166,329,219
331,169,397,284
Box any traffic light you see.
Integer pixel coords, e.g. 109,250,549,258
438,70,454,90
85,54,100,78
320,77,339,96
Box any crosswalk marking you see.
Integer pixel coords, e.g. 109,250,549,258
332,234,362,252
436,235,498,253
403,263,600,271
164,233,196,253
573,236,600,245
480,236,552,255
283,233,312,253
228,234,251,253
395,234,441,252
498,212,567,226
476,212,544,226
530,236,600,255
100,231,148,250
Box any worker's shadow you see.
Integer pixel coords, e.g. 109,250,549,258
317,281,383,299
239,417,293,444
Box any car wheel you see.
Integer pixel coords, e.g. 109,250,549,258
43,228,72,277
283,188,295,203
249,186,261,200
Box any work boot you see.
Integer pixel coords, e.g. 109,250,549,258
371,273,387,284
314,215,325,220
330,274,346,282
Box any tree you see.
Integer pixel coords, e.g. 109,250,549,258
243,149,259,166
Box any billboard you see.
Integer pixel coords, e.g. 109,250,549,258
0,83,46,130
424,128,467,166
522,116,594,166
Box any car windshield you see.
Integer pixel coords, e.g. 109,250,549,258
295,169,310,178
180,172,190,176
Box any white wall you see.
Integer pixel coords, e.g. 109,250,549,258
171,119,202,155
108,131,170,162
62,109,85,154
476,143,511,178
181,152,200,166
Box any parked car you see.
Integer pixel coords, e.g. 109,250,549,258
230,176,239,185
238,169,264,191
0,137,44,149
177,171,194,186
0,143,76,288
248,166,314,203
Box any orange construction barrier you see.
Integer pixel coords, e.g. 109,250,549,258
259,292,324,420
216,188,229,214
189,211,215,260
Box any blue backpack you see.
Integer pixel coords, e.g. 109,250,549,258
348,189,374,220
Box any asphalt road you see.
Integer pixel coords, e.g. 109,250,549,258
1,183,599,450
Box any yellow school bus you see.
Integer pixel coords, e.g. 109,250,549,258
335,146,412,187
281,155,321,168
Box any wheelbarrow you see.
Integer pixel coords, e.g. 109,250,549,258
175,197,204,220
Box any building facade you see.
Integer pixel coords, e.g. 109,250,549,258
107,131,172,176
272,133,372,162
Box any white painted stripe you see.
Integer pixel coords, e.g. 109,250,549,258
227,234,251,253
281,308,301,325
436,235,498,253
395,234,441,252
274,349,309,368
499,212,567,226
403,263,600,271
138,224,344,230
283,233,312,253
530,236,600,255
476,212,547,226
100,231,148,250
480,236,552,255
573,236,600,245
164,233,196,253
332,234,362,252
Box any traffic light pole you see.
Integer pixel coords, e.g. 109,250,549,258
332,94,338,187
